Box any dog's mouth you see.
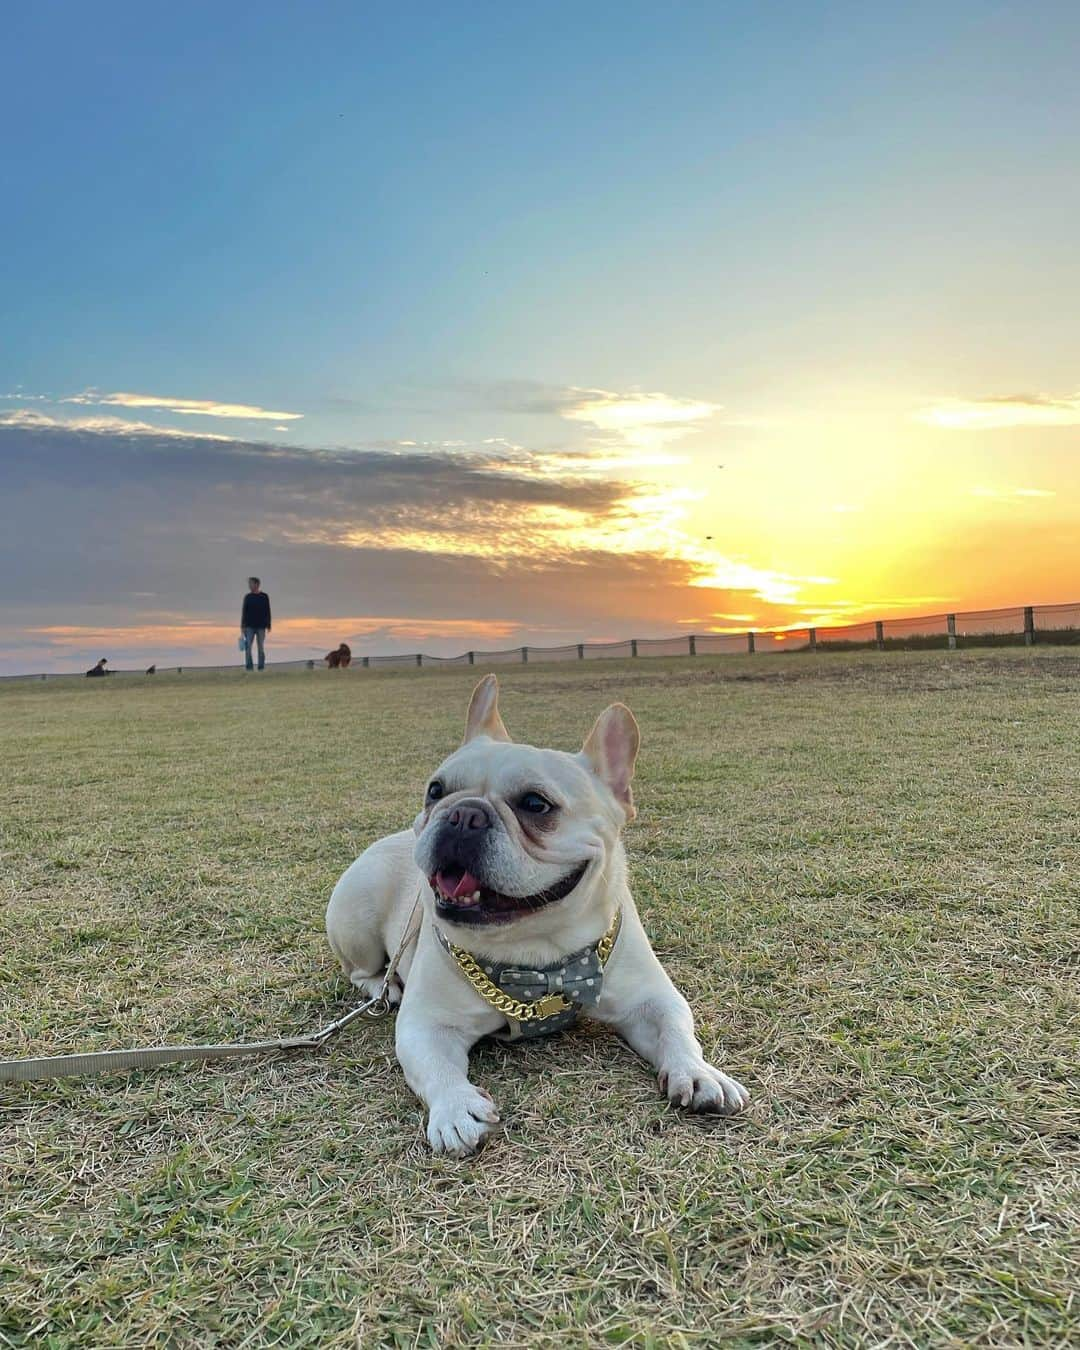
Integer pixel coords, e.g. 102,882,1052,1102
429,861,588,925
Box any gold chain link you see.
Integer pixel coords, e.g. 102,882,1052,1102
596,914,620,967
447,909,622,1023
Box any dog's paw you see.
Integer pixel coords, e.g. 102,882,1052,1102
426,1085,500,1157
349,971,403,1006
659,1061,749,1115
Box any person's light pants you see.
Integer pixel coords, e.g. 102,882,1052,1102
243,627,266,670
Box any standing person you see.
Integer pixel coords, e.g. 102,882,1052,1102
240,577,271,671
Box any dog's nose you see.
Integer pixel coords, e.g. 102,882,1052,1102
447,799,493,832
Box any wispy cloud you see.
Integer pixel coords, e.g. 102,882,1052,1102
686,555,835,608
970,485,1056,501
917,392,1080,429
62,389,303,421
0,408,236,441
562,388,718,435
466,379,719,453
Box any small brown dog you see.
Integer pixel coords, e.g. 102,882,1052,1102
325,643,352,669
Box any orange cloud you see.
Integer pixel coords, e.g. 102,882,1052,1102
27,615,522,656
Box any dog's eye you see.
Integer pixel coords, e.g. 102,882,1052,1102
426,781,445,801
519,791,553,815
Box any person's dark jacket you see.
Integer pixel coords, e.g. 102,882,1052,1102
241,591,272,631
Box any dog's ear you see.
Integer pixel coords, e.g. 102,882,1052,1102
463,674,511,744
581,703,639,819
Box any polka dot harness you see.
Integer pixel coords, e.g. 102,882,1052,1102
433,911,622,1042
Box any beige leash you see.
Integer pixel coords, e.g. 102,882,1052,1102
1,892,424,1084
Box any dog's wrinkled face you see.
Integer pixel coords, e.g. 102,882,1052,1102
413,676,638,929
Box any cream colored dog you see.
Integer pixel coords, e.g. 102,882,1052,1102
326,675,748,1156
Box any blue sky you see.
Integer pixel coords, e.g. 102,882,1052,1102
3,2,1079,671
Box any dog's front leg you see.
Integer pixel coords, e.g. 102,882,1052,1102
395,1003,501,1157
615,989,749,1114
597,918,749,1115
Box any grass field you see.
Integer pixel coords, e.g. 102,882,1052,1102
2,649,1078,1348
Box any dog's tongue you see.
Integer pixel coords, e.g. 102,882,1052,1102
436,868,481,901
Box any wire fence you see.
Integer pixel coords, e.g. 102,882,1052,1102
4,602,1079,681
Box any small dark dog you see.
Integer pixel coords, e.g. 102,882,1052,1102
325,643,352,669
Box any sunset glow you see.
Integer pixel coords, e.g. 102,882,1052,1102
2,5,1078,674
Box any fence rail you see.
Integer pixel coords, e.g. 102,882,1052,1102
4,601,1079,681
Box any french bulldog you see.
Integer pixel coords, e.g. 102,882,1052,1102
325,675,749,1156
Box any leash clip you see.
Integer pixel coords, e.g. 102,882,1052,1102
308,993,393,1047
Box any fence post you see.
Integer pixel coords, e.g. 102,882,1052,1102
630,639,638,657
947,614,956,650
362,655,369,669
467,651,475,665
416,653,422,667
875,621,884,651
577,643,584,660
808,627,817,652
688,635,696,656
1024,606,1034,646
747,632,756,655
521,646,528,664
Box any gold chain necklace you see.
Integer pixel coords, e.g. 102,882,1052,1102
446,909,622,1022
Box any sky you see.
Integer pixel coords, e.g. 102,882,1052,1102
2,1,1079,673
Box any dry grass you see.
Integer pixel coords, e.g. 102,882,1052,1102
2,648,1078,1347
